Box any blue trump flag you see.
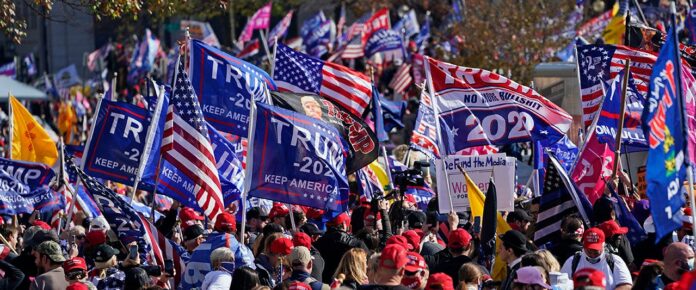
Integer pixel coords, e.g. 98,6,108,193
82,98,161,189
393,10,419,39
247,103,350,212
544,135,578,172
188,40,276,137
365,29,404,60
381,98,406,133
0,157,55,189
305,19,334,58
154,123,245,214
643,26,688,241
595,70,647,151
371,85,389,142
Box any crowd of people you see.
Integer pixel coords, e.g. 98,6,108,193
0,174,692,290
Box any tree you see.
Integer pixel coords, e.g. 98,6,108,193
2,0,228,44
449,0,576,84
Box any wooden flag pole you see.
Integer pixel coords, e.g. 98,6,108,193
610,60,631,183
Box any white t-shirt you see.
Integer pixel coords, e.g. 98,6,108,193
560,251,632,290
201,270,233,290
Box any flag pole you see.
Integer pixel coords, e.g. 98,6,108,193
259,30,273,70
611,60,631,182
66,92,106,227
7,93,13,159
670,0,696,237
270,37,278,78
423,56,455,212
286,203,297,232
110,73,117,101
129,83,165,206
239,82,264,244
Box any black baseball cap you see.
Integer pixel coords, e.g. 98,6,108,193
500,230,528,252
508,208,533,223
93,244,119,263
183,224,205,241
300,222,324,236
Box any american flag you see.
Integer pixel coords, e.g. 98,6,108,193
273,43,372,116
161,58,225,222
389,63,413,95
577,45,657,128
342,35,365,59
268,10,294,43
534,154,592,247
139,213,188,287
410,90,440,158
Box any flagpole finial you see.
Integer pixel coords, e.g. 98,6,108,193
185,26,191,40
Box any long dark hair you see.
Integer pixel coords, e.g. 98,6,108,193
231,266,260,290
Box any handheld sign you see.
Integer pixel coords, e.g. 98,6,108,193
247,103,350,212
189,40,276,137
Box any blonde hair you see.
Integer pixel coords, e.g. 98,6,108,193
333,248,368,284
210,247,235,269
458,263,482,284
535,249,561,273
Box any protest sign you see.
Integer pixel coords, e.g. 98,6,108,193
435,154,515,213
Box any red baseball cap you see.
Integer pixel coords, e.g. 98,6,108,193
573,267,606,288
404,252,427,272
180,207,204,227
270,237,294,256
327,213,351,227
305,208,325,220
598,220,628,237
33,220,51,230
583,228,605,251
380,244,409,270
269,203,290,220
288,281,312,290
403,230,421,252
66,283,89,290
214,212,236,232
293,232,312,249
425,273,455,290
387,235,411,250
404,194,417,204
63,257,87,272
448,229,472,249
85,230,107,247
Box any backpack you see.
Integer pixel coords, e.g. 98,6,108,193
571,251,615,274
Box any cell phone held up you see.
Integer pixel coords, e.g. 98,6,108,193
129,244,138,260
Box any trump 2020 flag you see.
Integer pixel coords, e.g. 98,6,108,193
425,57,572,152
393,10,419,38
247,102,350,212
594,69,647,151
0,157,55,189
268,10,294,42
643,26,687,240
189,39,276,137
273,43,373,116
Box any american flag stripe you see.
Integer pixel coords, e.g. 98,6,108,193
578,45,657,127
389,64,413,94
162,57,224,222
139,213,186,287
274,43,372,116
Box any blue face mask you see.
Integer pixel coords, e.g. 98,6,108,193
220,261,236,274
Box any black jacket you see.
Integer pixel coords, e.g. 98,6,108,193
310,246,325,282
315,227,368,282
0,260,24,290
550,238,583,265
431,254,472,285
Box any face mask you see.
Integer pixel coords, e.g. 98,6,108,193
688,258,695,271
586,251,604,264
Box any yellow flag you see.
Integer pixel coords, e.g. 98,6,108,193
57,101,77,144
10,96,58,166
601,2,625,45
464,172,512,281
368,161,390,190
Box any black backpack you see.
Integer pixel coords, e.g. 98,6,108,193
571,251,615,274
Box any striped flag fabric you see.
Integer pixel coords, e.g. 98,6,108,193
534,154,592,247
336,4,346,46
268,10,294,43
389,63,413,94
161,57,225,223
410,90,440,158
342,35,365,59
577,45,657,128
139,213,188,287
273,43,372,116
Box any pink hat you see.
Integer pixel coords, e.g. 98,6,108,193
514,266,551,288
